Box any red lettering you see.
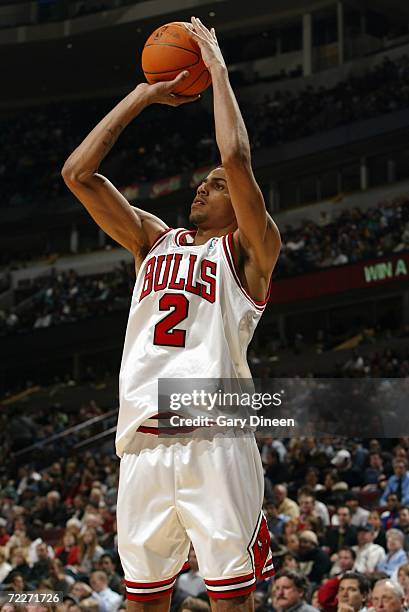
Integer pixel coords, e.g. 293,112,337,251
201,260,217,303
139,257,155,300
168,254,185,290
185,254,202,296
153,254,172,291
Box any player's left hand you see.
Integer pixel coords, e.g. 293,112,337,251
187,17,226,72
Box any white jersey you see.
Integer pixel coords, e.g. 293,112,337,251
116,228,269,456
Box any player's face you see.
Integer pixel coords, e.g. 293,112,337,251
189,168,235,230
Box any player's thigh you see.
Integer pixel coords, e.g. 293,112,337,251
117,435,190,581
176,433,264,578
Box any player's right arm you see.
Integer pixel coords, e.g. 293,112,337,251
61,72,198,262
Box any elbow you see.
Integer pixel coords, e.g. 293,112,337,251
61,161,91,186
61,161,78,185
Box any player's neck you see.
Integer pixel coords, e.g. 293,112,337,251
193,224,236,245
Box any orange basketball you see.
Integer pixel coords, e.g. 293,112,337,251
142,22,211,96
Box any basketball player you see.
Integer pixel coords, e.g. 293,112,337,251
62,17,281,612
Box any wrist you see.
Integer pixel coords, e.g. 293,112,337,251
208,62,228,77
130,83,154,107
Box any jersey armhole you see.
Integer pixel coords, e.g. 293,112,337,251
221,233,270,312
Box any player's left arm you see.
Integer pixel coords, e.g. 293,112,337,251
189,18,281,297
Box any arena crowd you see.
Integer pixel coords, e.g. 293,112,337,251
1,55,409,209
2,436,409,611
1,194,408,338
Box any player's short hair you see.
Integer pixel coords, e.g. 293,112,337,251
339,572,370,595
275,569,309,594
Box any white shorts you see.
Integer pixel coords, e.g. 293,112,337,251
117,429,274,603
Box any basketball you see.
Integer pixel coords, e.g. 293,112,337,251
142,22,211,96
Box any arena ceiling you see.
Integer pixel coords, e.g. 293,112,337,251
1,0,409,107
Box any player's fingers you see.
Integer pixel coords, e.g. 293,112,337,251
171,70,190,85
211,27,218,42
195,17,211,34
191,16,210,37
162,70,190,91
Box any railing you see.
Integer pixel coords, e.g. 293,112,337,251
12,408,117,458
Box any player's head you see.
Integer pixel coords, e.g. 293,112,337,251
189,166,236,231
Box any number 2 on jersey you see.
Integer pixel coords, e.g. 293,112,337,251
153,293,189,347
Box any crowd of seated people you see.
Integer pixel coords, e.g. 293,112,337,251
1,193,408,337
0,262,134,336
2,437,409,610
2,55,409,209
275,196,409,278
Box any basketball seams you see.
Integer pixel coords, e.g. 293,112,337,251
177,68,210,95
143,43,200,74
142,22,211,94
144,43,199,59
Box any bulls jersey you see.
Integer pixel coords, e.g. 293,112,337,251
116,228,269,456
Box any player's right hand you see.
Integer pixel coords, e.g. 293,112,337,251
138,71,200,106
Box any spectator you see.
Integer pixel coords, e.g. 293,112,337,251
264,448,290,484
380,459,409,506
397,563,409,603
331,451,362,488
381,494,401,530
343,494,369,528
285,533,300,557
177,548,206,598
371,579,405,612
325,507,357,555
337,572,370,612
0,549,12,583
89,570,122,612
368,511,387,549
298,489,328,531
55,532,80,567
330,546,356,577
297,530,331,585
46,558,74,595
282,552,299,571
275,485,300,520
78,528,104,574
3,548,31,583
68,580,93,603
396,506,409,550
29,541,52,583
98,553,122,594
376,529,407,578
364,452,386,486
353,525,386,574
36,491,67,527
6,572,26,593
271,569,318,612
0,520,10,547
265,501,288,539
